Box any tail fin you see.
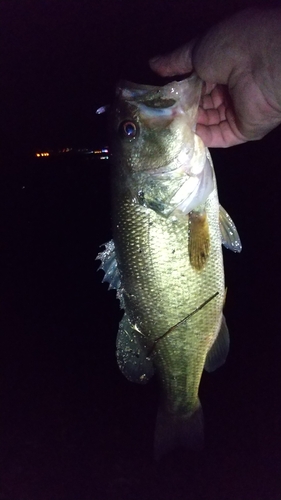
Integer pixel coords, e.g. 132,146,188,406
154,402,204,461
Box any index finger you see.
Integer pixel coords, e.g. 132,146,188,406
196,121,246,148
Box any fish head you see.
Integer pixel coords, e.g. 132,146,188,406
111,75,214,216
111,75,203,171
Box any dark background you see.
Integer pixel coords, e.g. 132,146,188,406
1,1,280,499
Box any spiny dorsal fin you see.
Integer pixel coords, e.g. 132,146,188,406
96,240,124,308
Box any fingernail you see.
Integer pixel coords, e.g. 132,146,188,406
149,55,161,65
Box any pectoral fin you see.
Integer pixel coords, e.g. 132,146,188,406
204,315,229,372
188,209,210,270
219,205,242,252
116,313,155,384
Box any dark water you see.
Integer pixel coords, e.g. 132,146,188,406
0,149,280,500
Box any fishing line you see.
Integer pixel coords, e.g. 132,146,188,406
146,290,219,358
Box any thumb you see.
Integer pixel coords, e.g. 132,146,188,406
149,40,196,77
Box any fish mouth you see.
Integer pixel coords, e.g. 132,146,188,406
117,73,200,96
117,74,202,116
141,98,176,109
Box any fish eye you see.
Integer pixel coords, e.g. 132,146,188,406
119,120,138,140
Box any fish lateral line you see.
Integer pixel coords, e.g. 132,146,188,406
146,291,219,358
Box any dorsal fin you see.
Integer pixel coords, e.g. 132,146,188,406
204,315,229,372
219,205,242,252
96,240,124,308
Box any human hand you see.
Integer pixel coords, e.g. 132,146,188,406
150,9,281,148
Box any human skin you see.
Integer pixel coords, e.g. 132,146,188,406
150,8,281,148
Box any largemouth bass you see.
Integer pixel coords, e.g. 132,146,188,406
97,75,241,459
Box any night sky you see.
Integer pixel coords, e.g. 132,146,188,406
2,0,280,153
1,1,281,499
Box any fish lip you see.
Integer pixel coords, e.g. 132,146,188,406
116,74,203,116
117,73,200,95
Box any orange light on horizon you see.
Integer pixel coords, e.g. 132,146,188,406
36,152,50,157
